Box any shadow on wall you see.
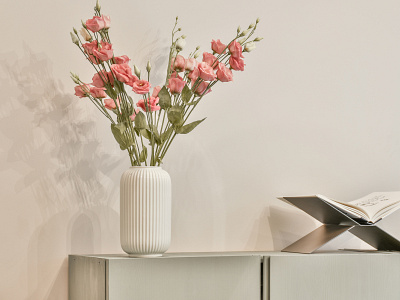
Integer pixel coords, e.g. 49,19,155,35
0,47,122,299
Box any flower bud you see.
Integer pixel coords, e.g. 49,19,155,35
73,27,78,34
244,41,256,52
70,32,79,45
254,37,264,42
248,23,255,29
81,20,87,29
238,37,246,44
194,52,200,59
241,29,251,36
80,28,92,41
134,65,141,78
146,60,151,73
256,17,260,23
195,45,200,50
237,26,241,34
70,72,80,83
175,38,186,51
177,28,181,31
181,35,187,39
95,0,101,12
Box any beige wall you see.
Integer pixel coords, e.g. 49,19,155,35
1,0,400,298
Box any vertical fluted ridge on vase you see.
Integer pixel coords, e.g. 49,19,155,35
120,167,171,256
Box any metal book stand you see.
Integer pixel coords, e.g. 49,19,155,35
280,196,400,254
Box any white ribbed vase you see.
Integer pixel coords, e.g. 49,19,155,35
120,166,171,256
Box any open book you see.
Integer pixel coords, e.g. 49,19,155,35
280,192,400,224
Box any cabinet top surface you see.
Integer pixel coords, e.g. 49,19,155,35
69,250,400,260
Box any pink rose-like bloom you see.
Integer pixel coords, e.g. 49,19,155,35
216,63,233,82
114,55,130,64
137,97,160,112
86,16,105,32
101,15,111,29
104,98,120,110
228,40,244,59
132,80,151,94
188,67,200,81
229,56,245,71
82,41,98,54
168,77,186,94
202,52,218,69
93,41,113,61
74,84,91,98
198,62,217,81
152,86,161,97
185,58,198,71
111,64,138,85
170,71,183,80
129,108,140,121
90,86,107,98
211,39,227,54
92,70,114,88
191,80,211,96
171,55,186,72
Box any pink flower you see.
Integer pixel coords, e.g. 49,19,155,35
111,64,138,85
85,16,105,32
229,56,245,71
228,40,244,59
93,41,113,61
101,15,111,29
185,58,197,71
104,98,120,110
202,52,218,69
82,41,98,54
170,71,183,80
216,63,233,82
90,86,107,98
198,62,217,81
191,80,211,96
152,86,161,97
92,70,114,87
188,67,200,81
137,97,160,112
168,77,186,94
129,108,140,121
74,84,91,98
114,55,130,64
171,55,186,72
211,39,226,54
132,80,151,94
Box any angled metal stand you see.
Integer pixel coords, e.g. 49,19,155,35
280,196,400,254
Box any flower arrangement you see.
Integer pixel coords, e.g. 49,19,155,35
70,1,262,166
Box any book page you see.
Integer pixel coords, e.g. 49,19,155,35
349,192,400,222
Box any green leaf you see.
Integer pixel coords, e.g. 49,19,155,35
175,118,206,134
187,99,200,106
111,123,130,150
150,125,162,145
105,84,117,99
140,129,152,140
158,86,172,109
114,122,126,134
134,111,148,129
161,127,173,143
181,85,193,104
139,146,148,162
167,105,184,125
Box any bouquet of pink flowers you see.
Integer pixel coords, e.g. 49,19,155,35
70,1,262,166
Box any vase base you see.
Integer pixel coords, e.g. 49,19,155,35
128,254,163,258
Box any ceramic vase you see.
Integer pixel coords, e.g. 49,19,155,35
120,166,171,256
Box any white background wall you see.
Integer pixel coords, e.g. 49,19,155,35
1,0,400,298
